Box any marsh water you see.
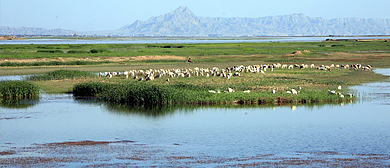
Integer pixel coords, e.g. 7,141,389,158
1,69,390,166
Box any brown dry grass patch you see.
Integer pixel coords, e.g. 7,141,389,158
129,55,186,61
284,50,311,57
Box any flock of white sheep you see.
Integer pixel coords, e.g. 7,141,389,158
98,62,369,96
99,63,372,81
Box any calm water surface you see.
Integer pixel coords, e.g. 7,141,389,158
1,69,390,165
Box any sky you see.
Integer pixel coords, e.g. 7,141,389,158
1,0,389,31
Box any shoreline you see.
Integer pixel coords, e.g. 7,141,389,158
1,140,389,167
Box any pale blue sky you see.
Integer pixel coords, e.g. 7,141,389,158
1,0,389,31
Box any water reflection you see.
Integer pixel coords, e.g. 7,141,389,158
0,98,39,109
101,100,356,117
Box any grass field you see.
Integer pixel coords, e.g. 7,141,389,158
1,41,390,68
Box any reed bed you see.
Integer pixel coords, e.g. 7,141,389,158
73,82,346,106
0,81,40,99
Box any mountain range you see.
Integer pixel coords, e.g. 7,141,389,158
2,6,390,36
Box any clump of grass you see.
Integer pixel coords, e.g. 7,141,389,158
67,50,90,54
27,70,95,81
0,81,40,99
90,49,110,53
73,82,112,97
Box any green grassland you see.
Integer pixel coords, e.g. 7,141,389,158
1,41,390,67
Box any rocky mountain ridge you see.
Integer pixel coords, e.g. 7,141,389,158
119,6,390,36
2,6,390,36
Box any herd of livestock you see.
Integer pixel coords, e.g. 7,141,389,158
99,63,372,82
97,63,367,97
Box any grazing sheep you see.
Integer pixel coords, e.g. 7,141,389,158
338,85,342,90
272,89,276,94
243,90,251,93
291,89,298,95
260,70,266,75
347,93,354,98
227,88,235,93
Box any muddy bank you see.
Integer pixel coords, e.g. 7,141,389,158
1,140,389,167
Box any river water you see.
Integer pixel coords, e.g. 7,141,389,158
0,69,390,166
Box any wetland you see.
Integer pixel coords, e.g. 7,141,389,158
1,39,390,167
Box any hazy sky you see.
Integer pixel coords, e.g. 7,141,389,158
1,0,389,31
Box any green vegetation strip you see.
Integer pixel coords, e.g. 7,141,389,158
73,82,346,106
1,41,389,59
27,69,95,81
0,81,40,99
0,61,112,67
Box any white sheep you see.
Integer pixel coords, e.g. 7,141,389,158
291,89,298,95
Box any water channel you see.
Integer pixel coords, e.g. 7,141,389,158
0,69,389,166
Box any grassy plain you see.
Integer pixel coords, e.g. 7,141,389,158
1,40,389,104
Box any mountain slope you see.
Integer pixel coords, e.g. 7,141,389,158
2,6,389,36
0,26,77,36
120,6,390,36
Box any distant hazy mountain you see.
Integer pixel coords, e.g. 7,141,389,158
119,6,390,36
0,26,77,36
2,6,390,36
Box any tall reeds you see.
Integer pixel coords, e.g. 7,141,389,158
0,81,40,99
73,82,346,106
